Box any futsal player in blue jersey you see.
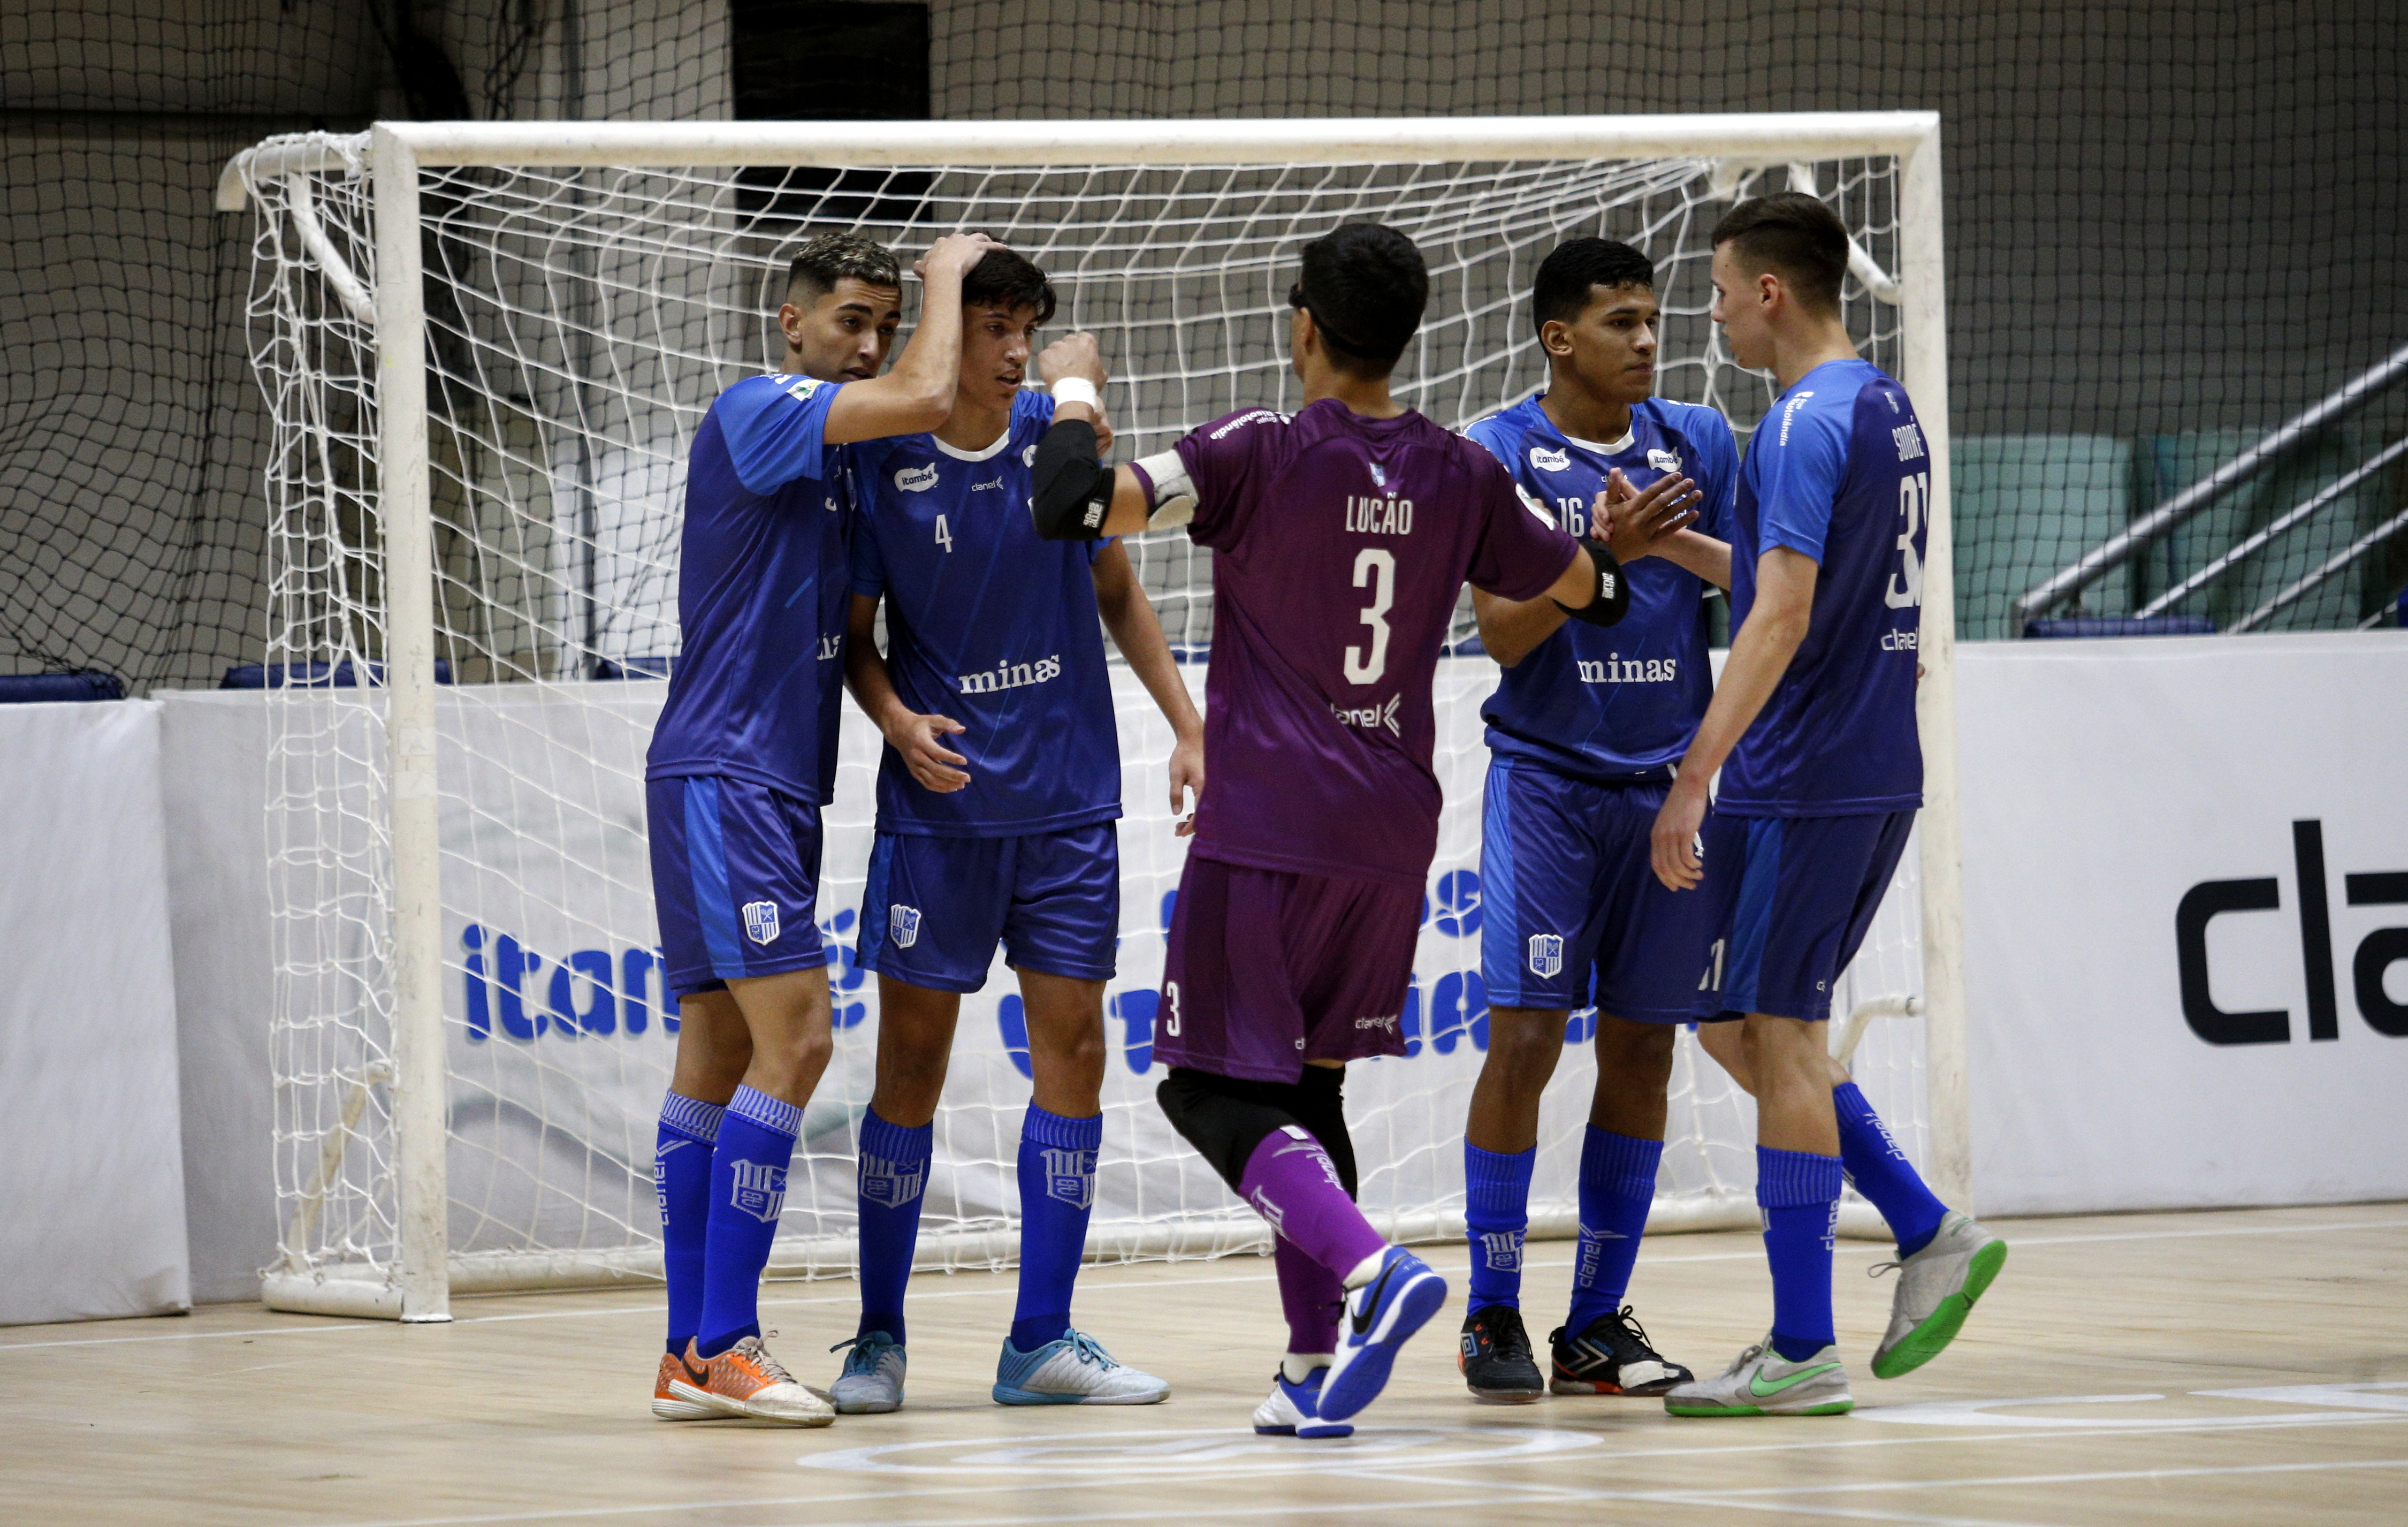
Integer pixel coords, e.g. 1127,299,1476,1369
1454,238,1728,1403
829,250,1199,1411
646,229,1001,1426
1649,195,2005,1417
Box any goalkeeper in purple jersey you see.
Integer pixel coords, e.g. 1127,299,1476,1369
1649,195,2006,1418
827,249,1199,1412
643,229,1001,1426
1027,224,1691,1434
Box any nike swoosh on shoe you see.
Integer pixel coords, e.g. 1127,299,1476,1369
1350,1260,1401,1338
1748,1362,1840,1397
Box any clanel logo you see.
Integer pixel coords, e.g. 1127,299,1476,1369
890,904,923,948
894,463,940,493
1041,1147,1097,1209
1528,445,1571,473
971,476,1004,491
1354,1012,1398,1032
1527,933,1565,978
728,1158,787,1223
742,900,781,946
1328,693,1403,737
1648,448,1682,474
2176,818,2408,1045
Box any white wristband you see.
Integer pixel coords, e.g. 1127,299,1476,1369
1050,377,1101,411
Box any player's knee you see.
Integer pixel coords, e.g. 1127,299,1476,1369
1482,1006,1567,1082
1156,1067,1286,1192
1595,1014,1677,1089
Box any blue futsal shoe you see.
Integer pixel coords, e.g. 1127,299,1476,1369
1251,1366,1354,1439
828,1331,906,1414
992,1328,1170,1406
1319,1247,1449,1423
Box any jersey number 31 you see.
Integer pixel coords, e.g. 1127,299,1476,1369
1885,472,1928,610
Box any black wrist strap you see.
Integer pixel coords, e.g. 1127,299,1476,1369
1554,541,1630,627
1030,418,1113,540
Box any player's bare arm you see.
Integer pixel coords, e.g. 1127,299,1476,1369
1474,470,1702,666
1090,541,1206,835
842,590,970,792
1649,544,1818,890
821,231,1003,445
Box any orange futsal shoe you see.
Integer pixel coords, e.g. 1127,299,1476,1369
666,1336,835,1426
652,1351,719,1420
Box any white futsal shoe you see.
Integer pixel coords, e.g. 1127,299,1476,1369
1663,1337,1853,1417
992,1329,1170,1406
828,1331,907,1414
1252,1366,1354,1439
1871,1211,2008,1379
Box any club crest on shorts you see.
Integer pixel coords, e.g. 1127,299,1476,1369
742,900,780,945
727,1158,787,1223
890,903,922,948
1041,1146,1097,1209
858,1151,926,1209
1527,932,1565,979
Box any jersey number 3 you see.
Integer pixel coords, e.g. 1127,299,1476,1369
1344,548,1396,685
1885,472,1928,610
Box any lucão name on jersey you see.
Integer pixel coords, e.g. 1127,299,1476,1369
957,654,1063,696
1343,495,1414,535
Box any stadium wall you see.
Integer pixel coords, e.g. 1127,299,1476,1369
5,3,2403,686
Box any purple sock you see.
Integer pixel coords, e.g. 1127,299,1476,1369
1239,1124,1388,1279
1274,1237,1344,1355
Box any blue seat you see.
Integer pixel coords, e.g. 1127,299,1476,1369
0,671,125,703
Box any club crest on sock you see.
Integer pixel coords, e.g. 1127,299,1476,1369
859,1151,926,1209
1478,1230,1523,1272
1249,1185,1287,1234
728,1158,788,1222
1041,1146,1097,1209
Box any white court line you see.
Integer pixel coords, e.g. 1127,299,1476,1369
6,1211,2402,1354
301,1412,2408,1527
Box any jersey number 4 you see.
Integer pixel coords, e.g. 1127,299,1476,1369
1885,472,1929,610
933,513,954,553
1344,548,1396,685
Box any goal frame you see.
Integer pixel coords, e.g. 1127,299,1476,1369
221,112,1965,1325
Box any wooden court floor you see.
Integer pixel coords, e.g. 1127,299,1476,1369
5,1202,2404,1526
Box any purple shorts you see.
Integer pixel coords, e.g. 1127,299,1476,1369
1154,854,1423,1083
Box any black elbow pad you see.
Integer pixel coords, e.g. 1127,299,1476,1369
1030,418,1113,540
1557,542,1632,627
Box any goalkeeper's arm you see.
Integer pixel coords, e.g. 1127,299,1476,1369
1028,331,1194,540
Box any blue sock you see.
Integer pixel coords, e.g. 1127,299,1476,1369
1462,1142,1534,1311
695,1085,800,1358
855,1106,932,1346
656,1092,725,1356
1010,1105,1101,1353
1567,1128,1661,1334
1833,1082,1949,1258
1758,1145,1843,1363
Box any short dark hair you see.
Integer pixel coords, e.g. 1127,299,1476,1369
1710,193,1848,315
1531,238,1656,336
959,247,1057,325
1293,223,1429,376
786,232,902,303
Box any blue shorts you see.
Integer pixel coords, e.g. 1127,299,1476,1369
1693,810,1916,1023
858,822,1119,994
1479,759,1717,1023
646,774,829,1000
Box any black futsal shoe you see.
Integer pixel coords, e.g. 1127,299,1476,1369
1457,1304,1545,1403
1550,1304,1693,1396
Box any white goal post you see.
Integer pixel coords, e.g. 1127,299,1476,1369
220,112,1964,1325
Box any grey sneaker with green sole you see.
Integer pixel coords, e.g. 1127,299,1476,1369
1871,1211,2007,1379
1664,1339,1853,1417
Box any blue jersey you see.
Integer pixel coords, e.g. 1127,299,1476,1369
850,389,1120,837
646,373,853,802
1464,396,1738,783
1721,358,1928,816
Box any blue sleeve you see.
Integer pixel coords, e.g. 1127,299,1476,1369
850,507,887,596
1750,394,1850,563
1462,414,1514,469
1696,411,1741,543
715,375,842,496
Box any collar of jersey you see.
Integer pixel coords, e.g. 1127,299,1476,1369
930,423,1016,462
1531,397,1635,457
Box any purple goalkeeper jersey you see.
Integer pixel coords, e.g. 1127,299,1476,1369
1172,398,1581,889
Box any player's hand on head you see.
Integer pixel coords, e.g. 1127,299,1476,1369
1597,470,1701,565
1039,331,1109,392
915,231,1003,282
887,710,971,793
1649,780,1708,893
1168,731,1204,837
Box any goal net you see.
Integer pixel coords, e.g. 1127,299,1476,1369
225,117,1959,1320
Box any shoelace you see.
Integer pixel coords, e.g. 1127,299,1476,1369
828,1333,900,1372
1482,1309,1535,1359
1724,1341,1769,1377
734,1334,799,1386
1064,1329,1115,1368
1609,1304,1658,1356
1868,1260,1902,1279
